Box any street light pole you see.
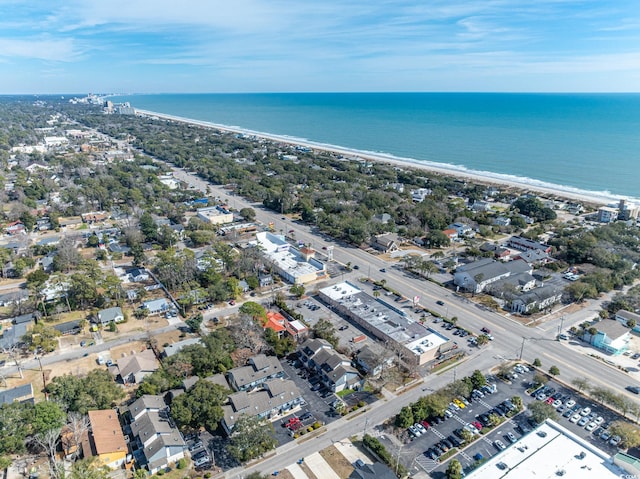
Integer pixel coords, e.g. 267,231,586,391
519,337,527,361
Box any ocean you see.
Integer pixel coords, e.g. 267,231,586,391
109,93,640,201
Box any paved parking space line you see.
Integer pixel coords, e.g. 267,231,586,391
286,462,310,479
305,452,341,479
415,455,438,473
430,428,445,439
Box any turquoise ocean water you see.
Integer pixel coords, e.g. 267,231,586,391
110,93,640,201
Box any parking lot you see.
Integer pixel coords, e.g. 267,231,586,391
380,363,629,478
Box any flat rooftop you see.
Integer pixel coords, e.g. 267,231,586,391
467,419,624,479
320,282,447,356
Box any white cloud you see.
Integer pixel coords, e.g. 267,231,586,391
0,36,79,61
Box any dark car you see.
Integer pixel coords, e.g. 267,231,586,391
380,268,386,273
436,300,445,306
626,386,640,394
353,265,359,270
448,435,463,447
310,383,322,391
339,325,349,331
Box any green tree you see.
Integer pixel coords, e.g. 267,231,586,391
470,370,487,390
533,358,542,367
47,370,124,414
528,401,557,424
239,208,256,221
86,235,100,248
33,401,66,435
289,284,305,298
609,421,640,449
0,402,31,454
572,377,589,393
446,459,463,479
239,301,267,321
69,457,110,479
170,380,229,432
22,323,61,353
548,365,560,376
139,212,158,242
264,328,295,357
227,415,277,462
532,374,548,387
396,406,414,428
312,318,339,348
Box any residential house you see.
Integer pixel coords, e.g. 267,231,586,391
57,216,83,229
285,319,309,342
509,285,563,314
4,221,25,236
298,338,362,393
258,273,273,287
162,338,202,358
81,410,128,469
127,395,186,474
453,258,533,294
95,307,125,327
221,378,303,434
442,229,458,241
227,354,284,392
54,320,82,336
589,320,631,355
0,383,34,405
469,201,491,212
513,249,551,266
142,298,170,315
370,233,399,253
128,268,150,282
0,290,29,307
81,211,110,223
507,236,553,254
448,223,475,238
262,311,287,338
493,216,511,226
410,188,432,202
479,242,511,260
113,349,159,384
352,462,398,479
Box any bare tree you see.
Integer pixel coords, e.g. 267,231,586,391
66,412,90,459
32,427,62,478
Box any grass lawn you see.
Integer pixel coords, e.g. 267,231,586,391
319,445,354,479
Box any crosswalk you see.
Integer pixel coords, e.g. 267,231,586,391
415,454,439,472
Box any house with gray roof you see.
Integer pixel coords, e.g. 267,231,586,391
453,258,532,294
227,354,284,392
615,310,640,333
113,349,159,384
127,395,185,474
299,338,362,393
0,290,29,307
0,383,34,404
161,338,202,358
95,307,124,327
221,378,303,434
509,285,563,314
142,298,170,315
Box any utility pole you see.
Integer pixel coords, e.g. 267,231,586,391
519,337,527,361
557,315,566,340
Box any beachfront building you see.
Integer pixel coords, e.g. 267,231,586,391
466,419,626,479
196,206,234,225
253,231,326,284
318,282,450,367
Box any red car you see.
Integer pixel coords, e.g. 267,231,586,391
545,397,554,405
421,420,430,430
229,300,236,306
473,421,483,431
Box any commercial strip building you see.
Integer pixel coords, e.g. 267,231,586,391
253,231,326,284
466,419,628,479
318,282,449,366
196,205,234,225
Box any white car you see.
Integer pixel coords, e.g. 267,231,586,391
610,435,622,447
594,416,604,425
565,399,576,408
578,416,590,427
585,422,597,432
552,399,562,408
580,407,592,417
415,423,427,434
569,413,581,423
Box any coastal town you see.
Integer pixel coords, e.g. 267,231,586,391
3,95,640,479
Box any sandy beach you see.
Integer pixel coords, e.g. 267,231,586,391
136,109,619,208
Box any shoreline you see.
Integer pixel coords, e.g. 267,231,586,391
135,108,624,207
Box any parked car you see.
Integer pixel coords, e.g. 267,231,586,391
505,432,517,443
494,440,507,451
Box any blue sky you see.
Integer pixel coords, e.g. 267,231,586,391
1,0,639,93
